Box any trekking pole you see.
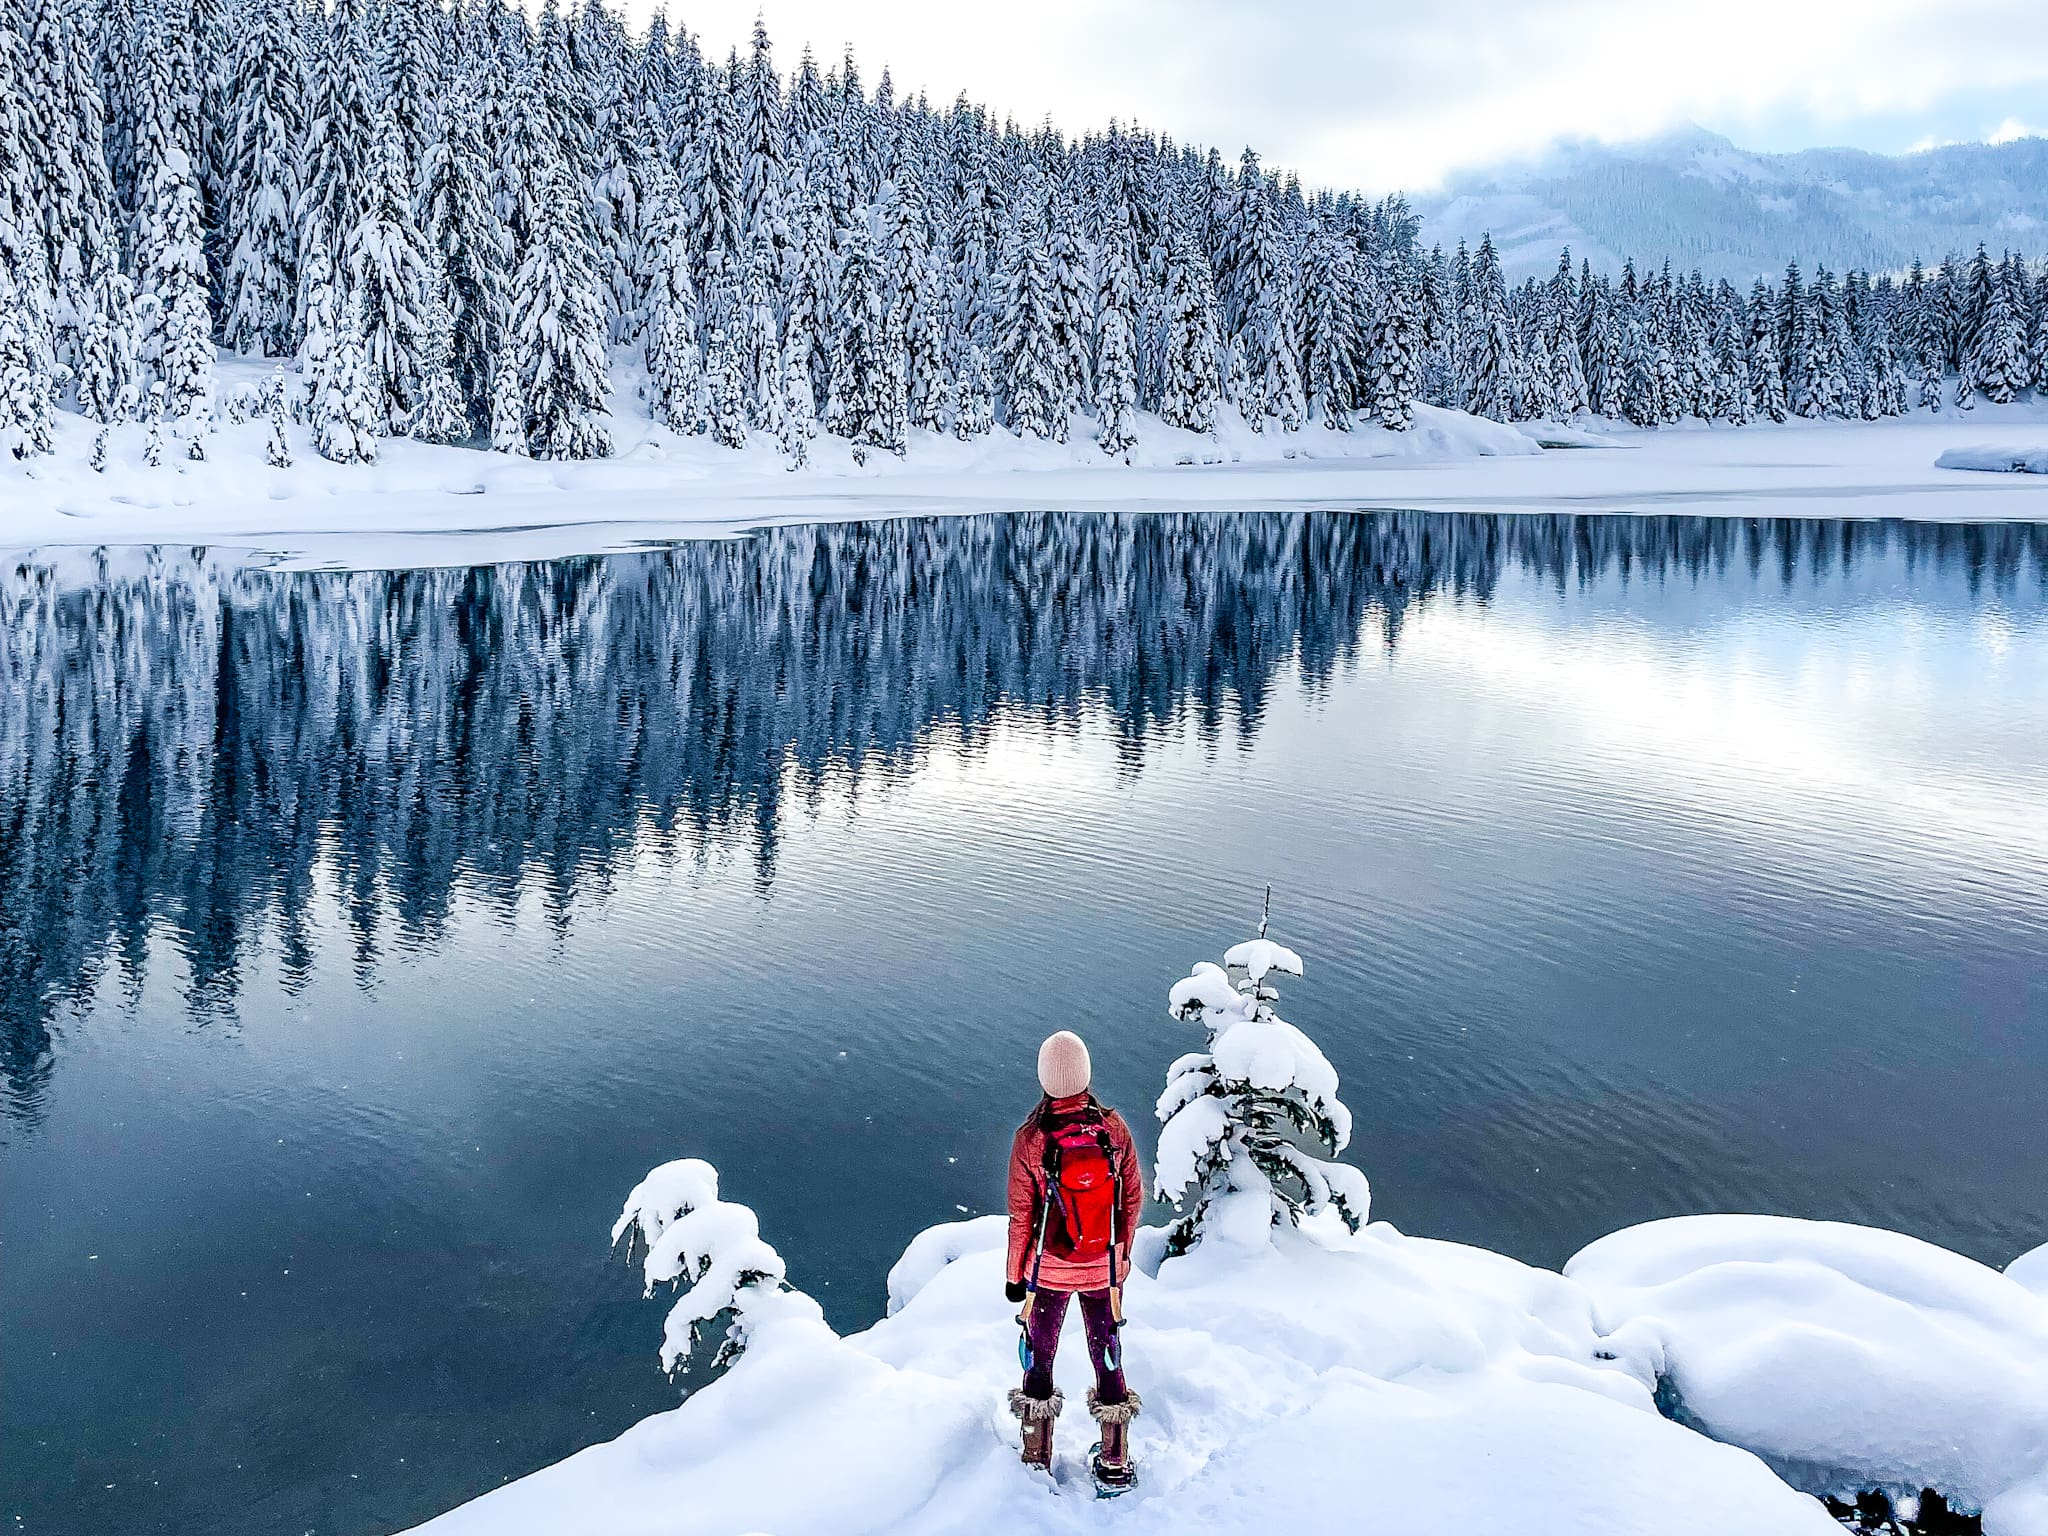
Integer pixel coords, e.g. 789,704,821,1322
1104,1144,1124,1372
1017,1188,1052,1372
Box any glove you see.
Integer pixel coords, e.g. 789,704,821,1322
1005,1280,1028,1305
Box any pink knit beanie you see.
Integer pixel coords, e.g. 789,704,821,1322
1037,1031,1092,1099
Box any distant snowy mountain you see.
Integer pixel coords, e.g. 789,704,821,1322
1415,126,2048,282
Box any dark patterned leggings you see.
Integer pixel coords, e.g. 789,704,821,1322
1020,1286,1128,1404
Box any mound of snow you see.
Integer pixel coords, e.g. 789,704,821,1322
406,1213,1838,1536
1567,1215,2048,1533
2009,1242,2048,1298
1937,445,2048,473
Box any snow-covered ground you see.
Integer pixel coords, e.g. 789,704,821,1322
1571,1217,2048,1532
401,1201,2048,1536
7,363,2048,572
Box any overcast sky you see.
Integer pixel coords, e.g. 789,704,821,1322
648,0,2048,191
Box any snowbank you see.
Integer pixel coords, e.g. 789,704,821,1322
11,364,2048,573
2,354,1532,558
1937,444,2048,473
1568,1215,2048,1532
404,1212,1840,1536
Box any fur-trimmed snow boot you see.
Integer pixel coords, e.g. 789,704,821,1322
1008,1388,1063,1469
1087,1388,1141,1493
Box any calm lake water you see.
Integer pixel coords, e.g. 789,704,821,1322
5,511,2047,1536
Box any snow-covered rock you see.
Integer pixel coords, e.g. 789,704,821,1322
1937,444,2048,473
1568,1215,2048,1533
404,1212,1840,1536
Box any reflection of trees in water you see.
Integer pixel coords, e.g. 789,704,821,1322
3,513,2043,1116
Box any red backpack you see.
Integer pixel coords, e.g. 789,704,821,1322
1039,1103,1119,1261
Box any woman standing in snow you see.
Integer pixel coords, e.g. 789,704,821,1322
1006,1030,1145,1488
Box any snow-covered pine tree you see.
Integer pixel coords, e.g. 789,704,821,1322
296,222,338,396
416,81,510,422
1746,278,1788,422
1231,176,1306,432
313,292,379,463
297,0,378,264
218,0,303,357
1807,267,1850,419
150,146,215,437
677,56,738,298
1959,244,1995,364
1297,222,1357,430
1863,310,1908,418
22,0,119,377
952,339,992,440
2029,258,2048,391
376,0,441,177
829,212,901,461
1092,231,1139,458
1094,302,1139,460
904,249,952,434
1969,264,2030,405
1710,284,1753,425
348,112,438,434
1046,191,1094,421
1366,266,1422,431
1158,227,1222,434
120,0,186,321
264,365,292,465
734,14,786,255
1648,293,1681,424
1156,921,1370,1257
410,289,469,444
1618,312,1659,427
1545,280,1590,420
783,158,837,416
76,273,137,426
1462,234,1514,422
875,297,910,455
143,383,164,464
776,337,811,469
994,167,1066,442
735,231,783,433
488,348,527,454
1582,289,1622,419
0,258,55,459
511,161,612,460
1515,312,1549,421
1785,280,1825,418
643,177,707,434
703,319,746,449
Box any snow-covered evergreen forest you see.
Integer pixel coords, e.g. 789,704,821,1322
7,511,2044,1114
3,0,2046,470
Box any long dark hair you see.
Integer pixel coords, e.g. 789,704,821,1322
1026,1089,1106,1134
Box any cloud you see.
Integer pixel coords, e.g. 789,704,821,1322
630,0,2048,190
1988,117,2045,144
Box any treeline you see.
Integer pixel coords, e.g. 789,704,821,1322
0,0,2043,469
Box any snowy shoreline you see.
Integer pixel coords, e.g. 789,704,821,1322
8,391,2048,572
399,1205,2048,1536
394,932,2048,1536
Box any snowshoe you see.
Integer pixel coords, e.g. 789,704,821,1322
1086,1389,1141,1497
1089,1441,1139,1498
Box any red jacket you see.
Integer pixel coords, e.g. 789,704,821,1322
1005,1093,1146,1292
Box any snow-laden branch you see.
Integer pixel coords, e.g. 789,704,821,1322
613,1157,826,1376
